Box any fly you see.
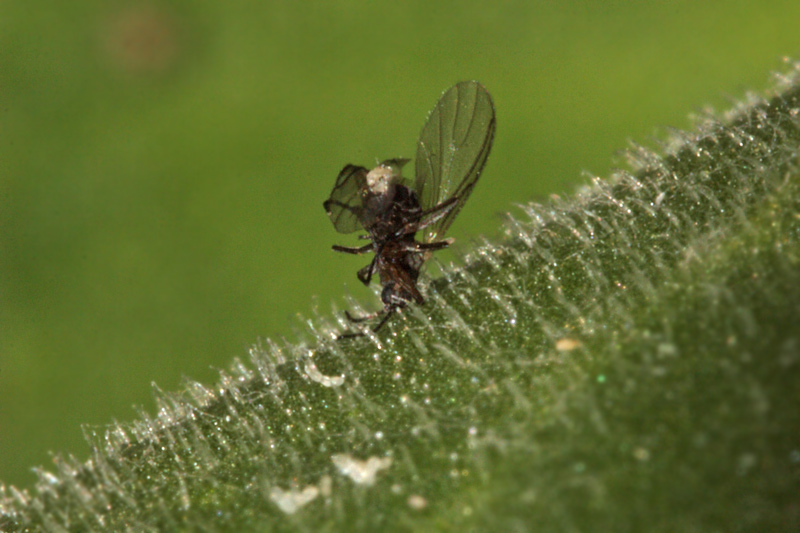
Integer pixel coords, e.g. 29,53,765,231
323,81,496,338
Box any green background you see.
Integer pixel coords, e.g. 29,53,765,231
2,0,799,489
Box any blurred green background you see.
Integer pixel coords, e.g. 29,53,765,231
2,0,799,489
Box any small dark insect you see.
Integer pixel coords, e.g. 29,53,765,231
323,81,496,337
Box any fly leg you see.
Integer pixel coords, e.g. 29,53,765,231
401,239,454,253
337,308,384,339
370,307,396,333
356,242,387,285
344,309,382,323
400,196,458,235
332,243,372,254
337,306,397,339
332,242,381,285
336,306,384,339
338,281,407,339
419,196,458,225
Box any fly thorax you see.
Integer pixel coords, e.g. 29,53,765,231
363,165,401,215
366,165,401,196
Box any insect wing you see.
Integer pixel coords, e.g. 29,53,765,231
378,157,411,178
414,80,496,242
323,164,369,234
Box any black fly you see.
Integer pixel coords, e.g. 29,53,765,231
323,81,496,338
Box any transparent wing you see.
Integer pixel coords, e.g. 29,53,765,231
414,80,496,242
323,164,369,234
379,157,410,177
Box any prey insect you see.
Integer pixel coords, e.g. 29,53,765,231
323,81,496,338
